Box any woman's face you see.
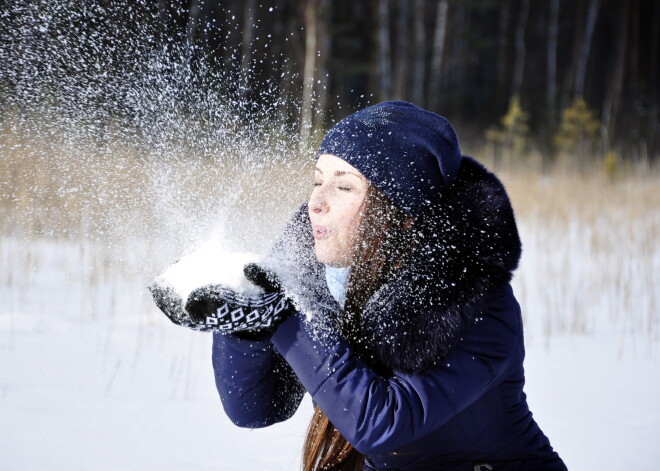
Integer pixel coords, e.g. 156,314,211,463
309,154,369,267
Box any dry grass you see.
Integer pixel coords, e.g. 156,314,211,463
498,166,659,346
1,129,658,344
0,123,313,245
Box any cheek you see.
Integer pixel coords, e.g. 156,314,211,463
337,200,364,242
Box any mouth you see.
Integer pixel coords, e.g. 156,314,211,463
312,224,331,240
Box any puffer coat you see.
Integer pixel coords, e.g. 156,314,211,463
212,157,567,470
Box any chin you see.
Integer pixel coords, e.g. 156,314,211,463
313,247,333,265
314,245,350,268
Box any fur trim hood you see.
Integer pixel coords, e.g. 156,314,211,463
265,156,521,374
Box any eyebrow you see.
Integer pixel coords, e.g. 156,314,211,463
315,167,365,180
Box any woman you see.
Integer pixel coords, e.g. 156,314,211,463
154,101,567,470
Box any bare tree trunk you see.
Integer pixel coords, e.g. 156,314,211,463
185,0,204,61
456,6,468,92
278,17,297,116
316,0,331,127
445,3,466,104
512,0,530,98
378,0,392,99
429,0,448,111
652,1,660,106
497,0,510,109
560,1,583,110
393,0,410,100
602,1,629,139
573,0,601,97
650,0,659,157
628,0,640,114
185,0,202,46
546,0,560,126
412,0,426,105
240,0,257,88
299,0,317,152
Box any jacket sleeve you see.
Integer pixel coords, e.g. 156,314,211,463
269,297,523,455
212,332,306,428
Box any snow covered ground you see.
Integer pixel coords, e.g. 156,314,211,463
1,218,658,470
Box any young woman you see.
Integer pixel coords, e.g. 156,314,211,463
154,101,567,470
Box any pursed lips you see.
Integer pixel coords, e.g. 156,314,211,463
312,224,330,240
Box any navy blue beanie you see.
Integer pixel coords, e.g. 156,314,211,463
317,101,462,218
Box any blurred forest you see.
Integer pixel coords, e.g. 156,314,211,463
1,0,658,166
161,0,659,164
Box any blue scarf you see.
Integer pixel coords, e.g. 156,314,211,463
324,265,349,309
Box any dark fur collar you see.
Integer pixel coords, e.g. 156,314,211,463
265,156,521,374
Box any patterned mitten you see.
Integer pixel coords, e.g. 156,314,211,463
185,283,292,333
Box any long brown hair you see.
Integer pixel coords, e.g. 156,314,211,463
302,184,413,471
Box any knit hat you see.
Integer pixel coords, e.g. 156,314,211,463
317,101,462,218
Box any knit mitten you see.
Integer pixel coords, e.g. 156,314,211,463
184,283,291,333
148,282,198,330
149,262,294,334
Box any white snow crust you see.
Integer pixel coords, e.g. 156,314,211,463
153,241,264,302
0,211,658,470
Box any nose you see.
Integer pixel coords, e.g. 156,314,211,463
309,187,329,214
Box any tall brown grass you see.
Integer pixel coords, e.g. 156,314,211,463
1,128,658,342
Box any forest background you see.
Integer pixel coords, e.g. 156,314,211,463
116,0,659,167
2,0,659,167
163,0,659,167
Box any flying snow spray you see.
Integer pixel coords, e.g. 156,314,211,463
0,1,316,308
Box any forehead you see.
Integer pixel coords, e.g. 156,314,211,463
316,154,365,179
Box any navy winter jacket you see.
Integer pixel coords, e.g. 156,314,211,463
212,157,566,470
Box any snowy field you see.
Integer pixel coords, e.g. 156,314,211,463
1,198,658,471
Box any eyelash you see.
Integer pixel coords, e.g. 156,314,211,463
312,182,353,192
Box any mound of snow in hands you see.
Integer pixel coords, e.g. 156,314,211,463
152,241,264,302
